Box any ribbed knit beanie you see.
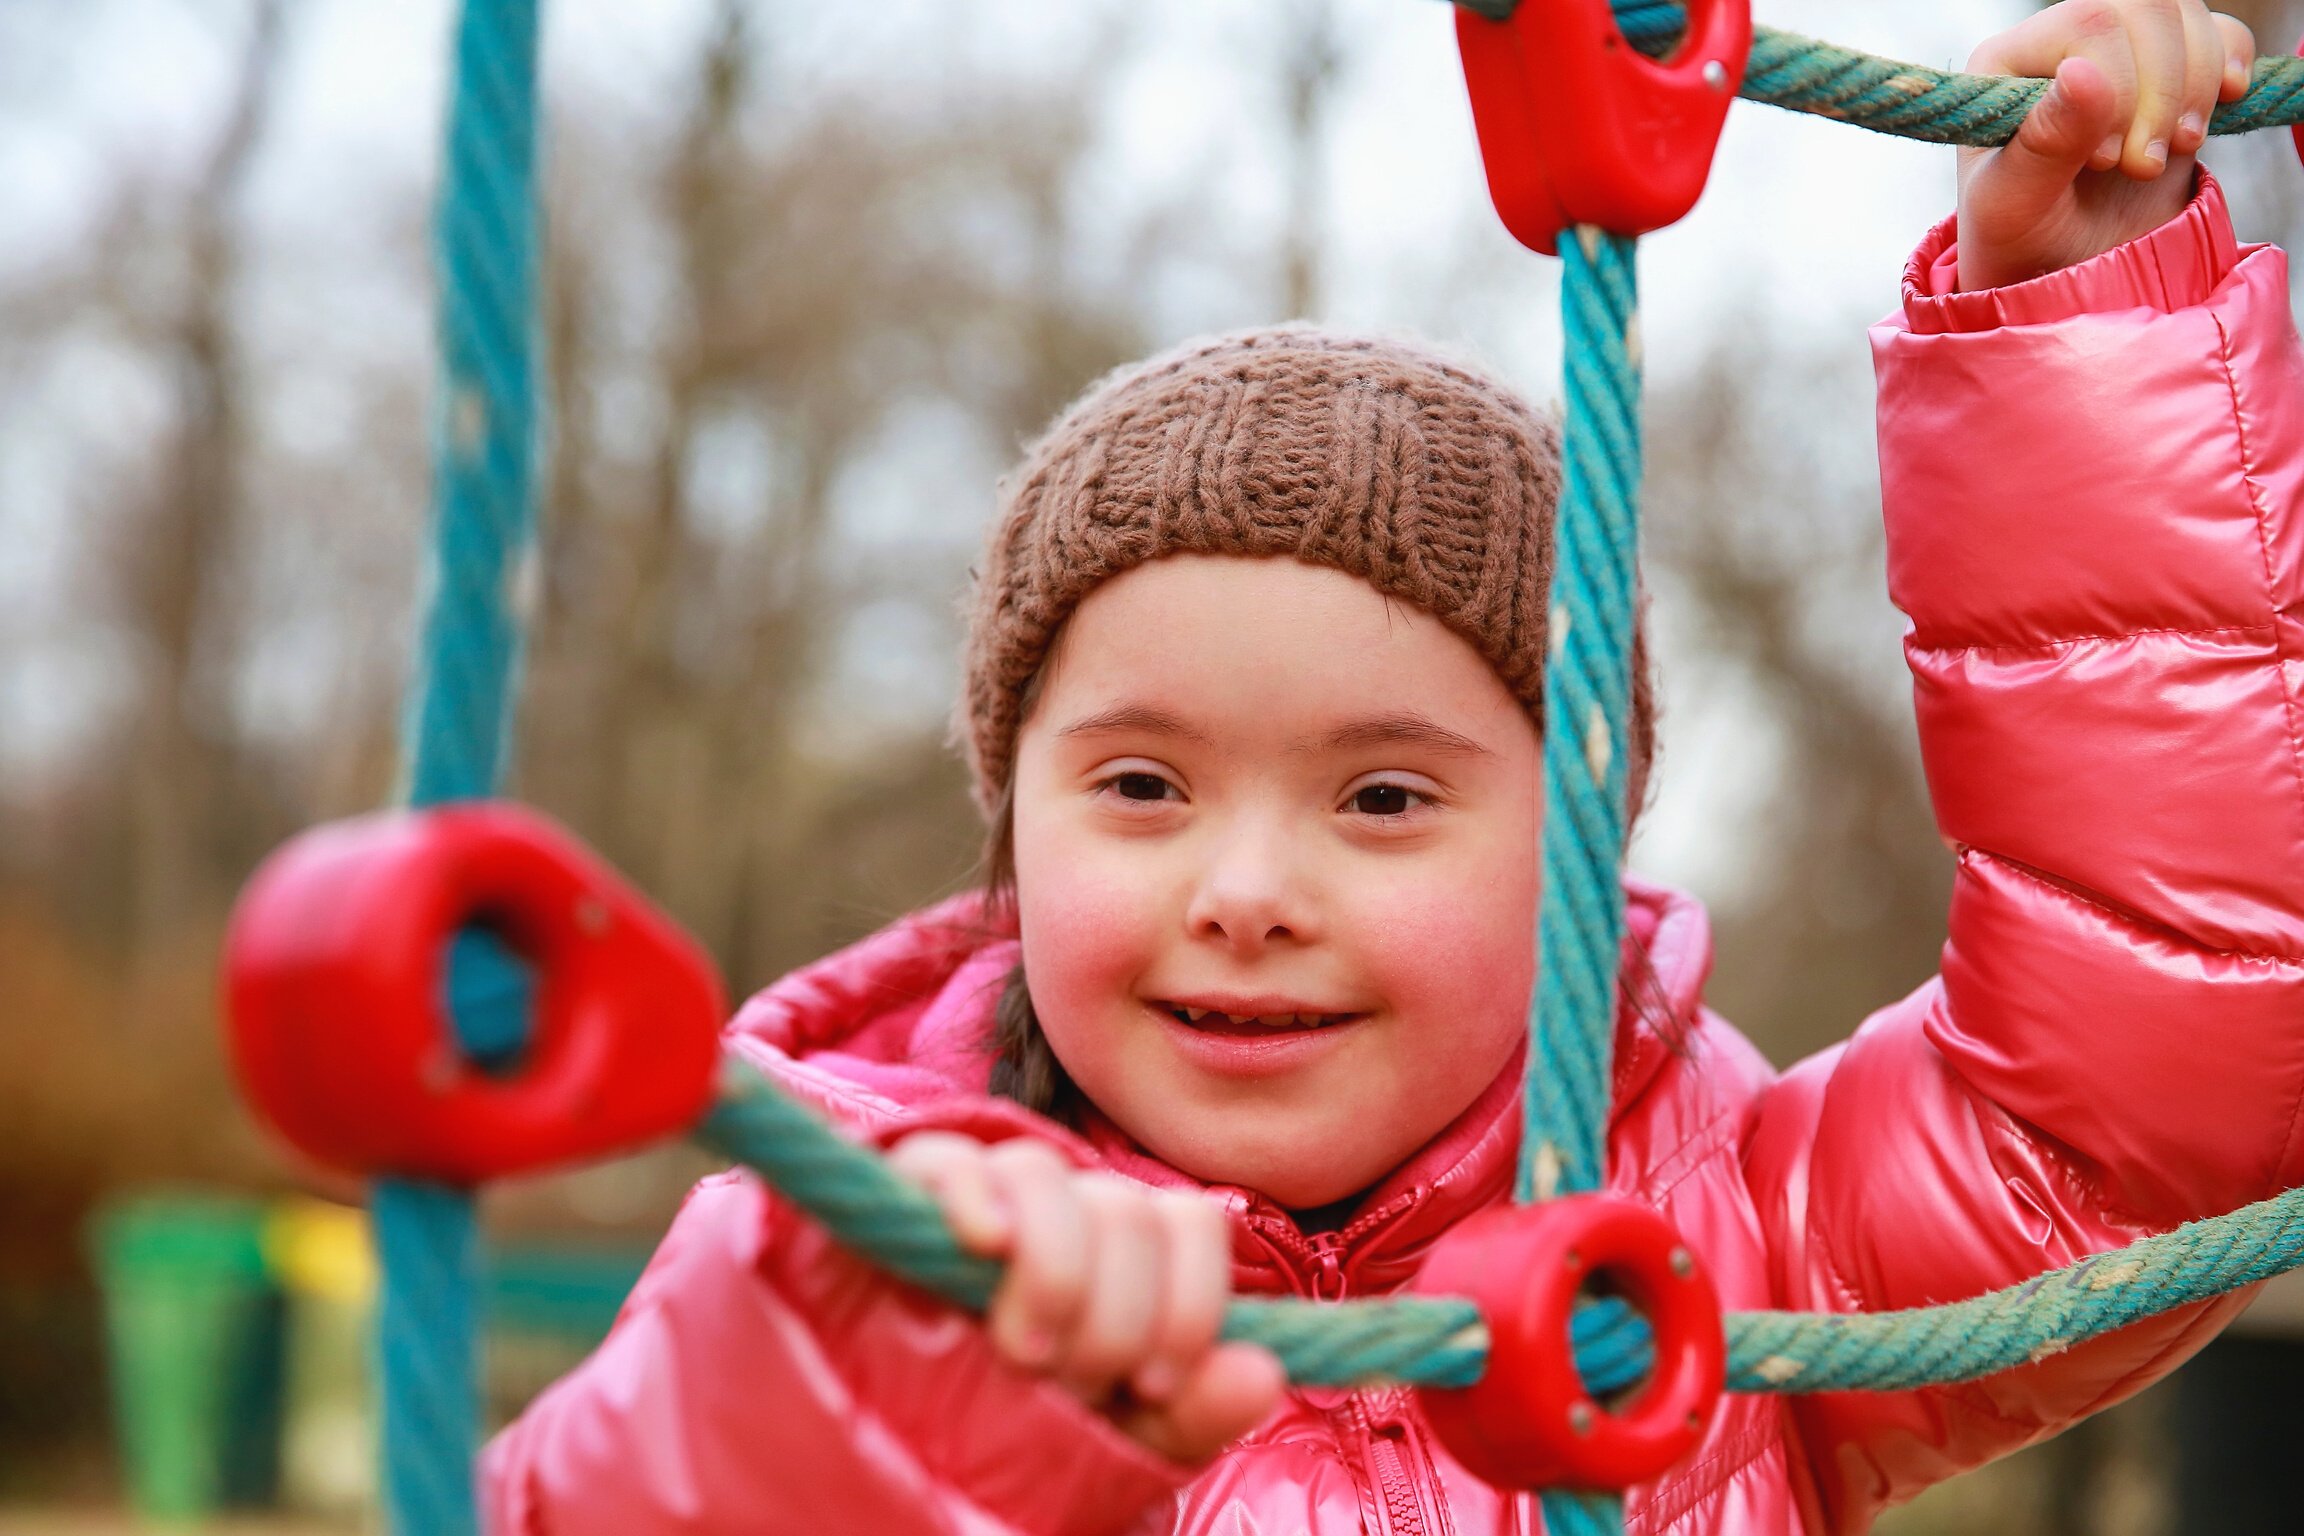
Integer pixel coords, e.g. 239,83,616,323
960,324,1654,816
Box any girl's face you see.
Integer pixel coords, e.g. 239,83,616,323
1010,554,1542,1210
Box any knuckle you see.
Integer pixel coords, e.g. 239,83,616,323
1169,1193,1231,1256
1013,1231,1090,1320
988,1136,1071,1177
888,1131,968,1175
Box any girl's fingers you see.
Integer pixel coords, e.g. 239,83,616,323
1122,1343,1287,1466
1989,56,2124,205
1130,1194,1232,1405
2170,0,2226,155
2117,0,2191,172
2214,13,2256,101
888,1132,1012,1255
983,1140,1094,1369
1052,1175,1165,1397
1967,0,2136,172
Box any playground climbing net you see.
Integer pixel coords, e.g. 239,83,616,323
215,2,2304,1533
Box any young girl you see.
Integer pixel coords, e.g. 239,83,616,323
484,3,2304,1530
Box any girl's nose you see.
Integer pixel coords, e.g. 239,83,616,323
1183,824,1313,955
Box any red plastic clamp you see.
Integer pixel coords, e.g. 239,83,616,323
2292,37,2303,172
1413,1194,1724,1491
1456,0,1751,254
224,803,724,1185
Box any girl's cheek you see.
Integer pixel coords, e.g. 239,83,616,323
1352,860,1537,1033
1014,833,1163,1009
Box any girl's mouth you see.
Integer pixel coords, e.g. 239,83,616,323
1154,1002,1364,1034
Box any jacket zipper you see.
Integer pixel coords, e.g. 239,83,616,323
1355,1392,1431,1536
1246,1186,1424,1298
1307,1233,1346,1300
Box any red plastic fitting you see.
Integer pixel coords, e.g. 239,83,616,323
2291,37,2303,172
223,803,724,1185
1456,0,1751,254
1413,1194,1725,1491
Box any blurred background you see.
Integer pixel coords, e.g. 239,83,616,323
6,0,2304,1530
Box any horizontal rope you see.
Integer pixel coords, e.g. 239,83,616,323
696,1056,2304,1397
1448,0,2304,148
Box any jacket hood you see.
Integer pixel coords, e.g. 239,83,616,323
723,876,1714,1299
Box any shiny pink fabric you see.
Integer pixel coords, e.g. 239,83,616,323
482,172,2304,1534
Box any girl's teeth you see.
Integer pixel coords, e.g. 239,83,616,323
1162,1005,1357,1029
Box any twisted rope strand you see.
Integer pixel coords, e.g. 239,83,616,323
1459,0,2304,148
699,1053,2304,1400
376,0,543,1532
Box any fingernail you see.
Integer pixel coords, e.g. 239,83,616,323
1009,1326,1056,1367
2144,139,2168,171
2178,112,2204,145
2094,132,2123,165
1133,1360,1178,1403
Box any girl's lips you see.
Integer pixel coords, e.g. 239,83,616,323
1145,1000,1370,1077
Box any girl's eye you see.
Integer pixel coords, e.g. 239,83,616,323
1108,771,1176,802
1348,783,1425,817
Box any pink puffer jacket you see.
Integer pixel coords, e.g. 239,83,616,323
483,174,2304,1534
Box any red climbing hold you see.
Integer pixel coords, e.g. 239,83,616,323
1456,0,1751,255
223,802,724,1184
1413,1195,1725,1491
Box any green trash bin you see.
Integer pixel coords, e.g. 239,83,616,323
91,1193,279,1522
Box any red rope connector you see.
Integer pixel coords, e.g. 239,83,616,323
1413,1195,1724,1491
224,803,723,1184
2292,36,2304,171
1456,0,1750,254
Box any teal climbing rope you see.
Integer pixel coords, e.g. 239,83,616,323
698,1046,2304,1398
375,0,543,1532
1494,0,2304,149
1522,213,1645,1536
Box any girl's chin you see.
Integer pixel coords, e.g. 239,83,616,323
1128,1107,1409,1210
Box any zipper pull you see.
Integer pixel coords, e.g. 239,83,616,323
1310,1238,1346,1300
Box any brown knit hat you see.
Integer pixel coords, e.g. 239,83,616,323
960,324,1654,815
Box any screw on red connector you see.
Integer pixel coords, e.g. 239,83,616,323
224,802,724,1185
1455,0,1751,254
1413,1195,1725,1491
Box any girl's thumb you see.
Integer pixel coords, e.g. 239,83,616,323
1993,56,2120,195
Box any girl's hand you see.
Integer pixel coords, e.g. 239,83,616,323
1957,0,2256,291
888,1131,1287,1464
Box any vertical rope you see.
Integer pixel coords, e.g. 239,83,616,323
1521,226,1641,1206
373,1,544,1532
372,1183,487,1536
1523,226,1642,1535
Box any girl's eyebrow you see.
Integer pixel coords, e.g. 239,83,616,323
1054,703,1214,744
1055,704,1494,759
1313,713,1496,759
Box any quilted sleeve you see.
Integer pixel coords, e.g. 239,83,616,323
480,1164,1189,1535
1743,169,2304,1533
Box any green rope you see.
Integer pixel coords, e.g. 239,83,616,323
1739,28,2304,146
1452,1,2304,149
698,1055,2304,1396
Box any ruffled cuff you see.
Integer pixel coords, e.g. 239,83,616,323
1899,167,2240,333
